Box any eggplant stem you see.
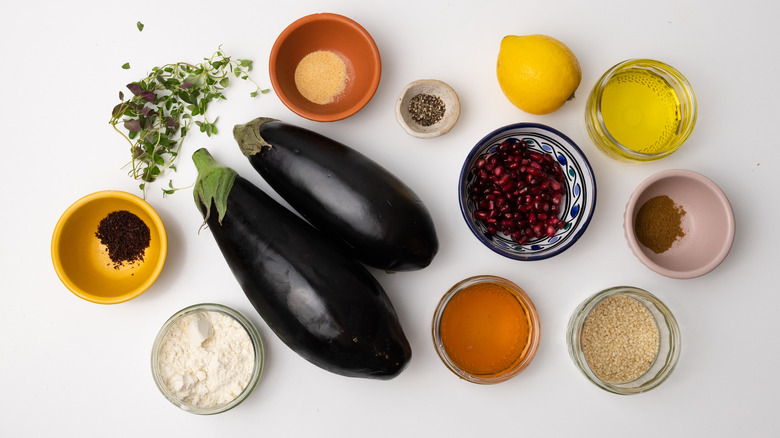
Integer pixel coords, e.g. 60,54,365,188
233,117,277,157
192,148,237,228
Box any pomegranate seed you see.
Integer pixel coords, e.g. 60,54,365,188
468,139,567,243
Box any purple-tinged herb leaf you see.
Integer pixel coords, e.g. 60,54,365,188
124,119,142,131
126,83,143,95
110,47,266,198
112,103,125,118
140,91,155,102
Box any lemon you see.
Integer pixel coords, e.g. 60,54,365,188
497,35,581,115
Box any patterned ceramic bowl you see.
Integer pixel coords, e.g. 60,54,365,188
459,123,597,261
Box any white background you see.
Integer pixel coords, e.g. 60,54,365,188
2,0,778,436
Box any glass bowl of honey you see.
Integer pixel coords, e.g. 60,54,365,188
432,275,541,384
585,59,697,162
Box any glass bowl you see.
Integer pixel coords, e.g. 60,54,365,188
567,286,681,395
432,275,541,384
459,123,597,261
585,59,697,161
151,303,264,414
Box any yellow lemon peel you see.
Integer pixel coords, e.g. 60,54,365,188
497,35,581,115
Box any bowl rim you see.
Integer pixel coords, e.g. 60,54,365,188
432,275,541,384
269,12,382,122
623,169,735,279
566,286,681,395
395,79,461,138
150,303,265,414
51,190,168,304
458,122,597,261
585,58,698,162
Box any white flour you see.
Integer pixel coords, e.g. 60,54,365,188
158,310,255,408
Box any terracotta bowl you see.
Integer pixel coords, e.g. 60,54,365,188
269,13,381,122
624,169,735,279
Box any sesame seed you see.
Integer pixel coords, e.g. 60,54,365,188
581,295,659,383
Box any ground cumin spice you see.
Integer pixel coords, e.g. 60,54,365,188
96,210,151,268
294,50,348,105
634,195,686,254
408,93,445,126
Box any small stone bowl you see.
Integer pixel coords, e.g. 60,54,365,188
459,123,597,261
51,190,167,304
395,79,460,138
624,169,735,279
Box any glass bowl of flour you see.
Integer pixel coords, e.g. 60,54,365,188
151,303,264,414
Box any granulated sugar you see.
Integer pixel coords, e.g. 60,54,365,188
157,310,255,408
581,295,659,383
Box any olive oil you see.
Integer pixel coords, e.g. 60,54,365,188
600,69,681,154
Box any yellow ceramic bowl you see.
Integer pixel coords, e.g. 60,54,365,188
51,191,167,304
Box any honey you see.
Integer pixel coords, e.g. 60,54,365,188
439,281,532,376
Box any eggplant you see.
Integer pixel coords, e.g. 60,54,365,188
233,118,438,272
192,148,411,379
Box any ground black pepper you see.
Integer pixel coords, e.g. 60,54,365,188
96,210,151,268
408,93,445,126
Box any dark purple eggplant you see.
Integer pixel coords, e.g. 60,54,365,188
233,118,438,272
192,148,411,379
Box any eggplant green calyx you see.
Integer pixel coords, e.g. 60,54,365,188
234,117,277,157
192,148,237,227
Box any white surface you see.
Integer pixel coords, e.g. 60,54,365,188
2,0,778,436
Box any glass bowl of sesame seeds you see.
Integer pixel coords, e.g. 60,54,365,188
566,286,681,395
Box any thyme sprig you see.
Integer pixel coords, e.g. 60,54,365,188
110,47,268,197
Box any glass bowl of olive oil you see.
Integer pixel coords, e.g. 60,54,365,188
585,59,697,162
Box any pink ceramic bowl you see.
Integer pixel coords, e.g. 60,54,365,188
624,169,735,279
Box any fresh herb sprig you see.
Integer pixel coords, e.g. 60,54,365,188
110,48,268,196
